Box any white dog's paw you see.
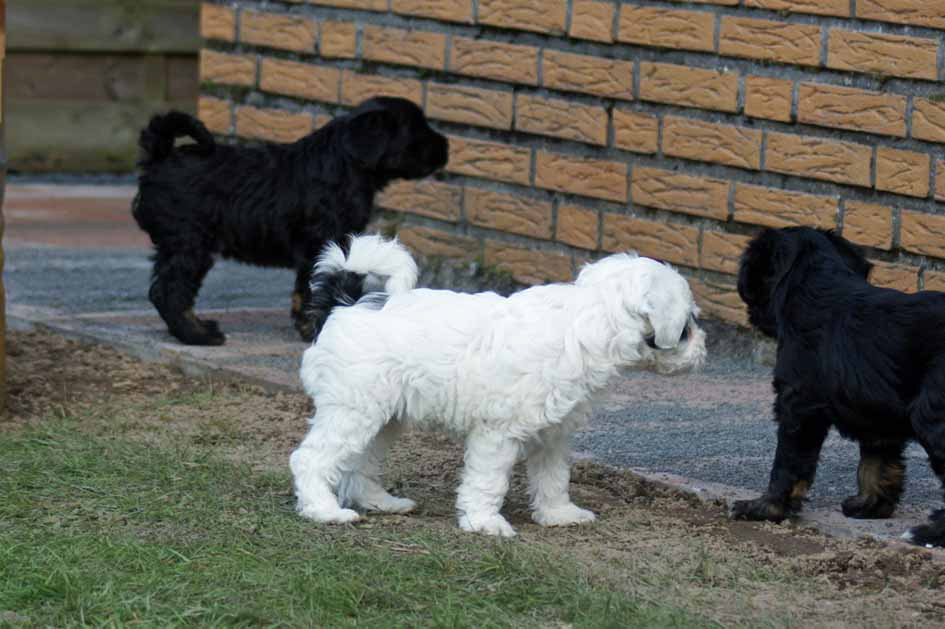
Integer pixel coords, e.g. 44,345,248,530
458,513,517,537
533,504,597,527
299,506,361,524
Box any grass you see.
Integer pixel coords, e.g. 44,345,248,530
0,421,709,628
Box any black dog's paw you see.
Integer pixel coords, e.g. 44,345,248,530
181,330,226,346
902,518,945,548
841,494,896,519
200,318,221,335
731,497,787,523
929,508,945,522
171,324,226,346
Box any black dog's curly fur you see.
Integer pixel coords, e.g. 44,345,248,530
132,97,448,345
732,226,945,548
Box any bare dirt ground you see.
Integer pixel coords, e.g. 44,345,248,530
5,329,945,627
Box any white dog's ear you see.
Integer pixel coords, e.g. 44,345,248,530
640,289,689,349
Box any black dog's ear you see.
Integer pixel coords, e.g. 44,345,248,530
738,229,805,303
821,230,872,278
738,230,778,306
341,109,396,168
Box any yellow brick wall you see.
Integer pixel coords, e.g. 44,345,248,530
199,0,945,327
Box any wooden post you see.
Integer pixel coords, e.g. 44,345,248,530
0,0,7,413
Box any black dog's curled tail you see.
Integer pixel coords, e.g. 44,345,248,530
306,234,419,342
138,111,215,166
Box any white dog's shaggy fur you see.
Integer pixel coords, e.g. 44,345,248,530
290,235,707,536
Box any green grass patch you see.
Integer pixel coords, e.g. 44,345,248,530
0,423,709,628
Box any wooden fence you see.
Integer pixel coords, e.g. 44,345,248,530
7,0,199,172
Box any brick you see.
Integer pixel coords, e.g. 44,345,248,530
236,106,313,143
765,132,872,187
876,148,930,198
701,231,753,274
362,25,446,70
466,189,552,239
399,226,480,260
260,58,339,103
515,94,607,146
198,96,231,135
200,3,236,42
924,270,945,292
484,241,573,284
341,71,423,106
557,204,599,250
631,167,730,220
797,83,907,137
912,98,945,144
570,1,615,43
535,152,628,202
617,6,715,52
842,201,893,250
602,215,699,267
240,10,317,53
827,30,938,80
744,77,793,122
613,110,659,154
199,50,255,87
308,0,386,9
320,21,357,58
719,17,821,66
391,0,475,23
449,37,539,85
690,279,748,326
938,160,945,202
900,210,945,258
745,0,849,16
856,0,945,30
733,183,837,228
377,180,462,222
478,0,568,34
929,263,945,292
446,135,532,186
426,83,513,130
662,116,762,170
639,62,738,113
869,261,919,292
541,50,634,100
665,0,738,4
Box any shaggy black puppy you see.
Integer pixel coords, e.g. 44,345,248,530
132,97,448,345
731,226,945,548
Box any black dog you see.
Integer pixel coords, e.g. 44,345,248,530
732,226,945,547
132,97,448,345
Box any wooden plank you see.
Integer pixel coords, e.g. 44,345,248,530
7,99,196,172
8,0,199,53
7,52,197,103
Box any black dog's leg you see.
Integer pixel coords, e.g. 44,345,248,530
732,414,830,523
905,372,945,546
292,264,315,342
841,441,906,519
149,249,224,346
904,454,945,547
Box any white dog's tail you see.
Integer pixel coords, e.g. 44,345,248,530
305,234,418,341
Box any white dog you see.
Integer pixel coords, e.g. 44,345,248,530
290,235,707,536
